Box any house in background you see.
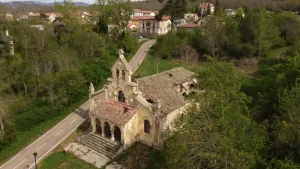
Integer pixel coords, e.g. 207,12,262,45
142,10,155,17
177,23,200,32
199,2,214,15
225,9,236,17
131,9,143,17
127,22,137,31
139,16,171,35
131,9,156,18
197,15,213,27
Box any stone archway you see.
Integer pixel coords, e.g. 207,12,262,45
104,122,112,138
114,126,121,143
96,119,102,135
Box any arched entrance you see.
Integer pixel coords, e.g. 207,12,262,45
114,126,121,143
104,122,111,138
96,119,102,135
118,90,125,103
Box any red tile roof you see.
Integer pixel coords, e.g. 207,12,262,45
91,100,137,126
199,3,214,7
133,9,142,13
142,11,153,14
131,16,170,21
177,23,200,28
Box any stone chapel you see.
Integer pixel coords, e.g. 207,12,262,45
83,49,197,158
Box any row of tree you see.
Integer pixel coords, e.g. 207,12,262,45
0,0,138,151
154,6,300,59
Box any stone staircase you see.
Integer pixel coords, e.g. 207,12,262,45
81,133,121,158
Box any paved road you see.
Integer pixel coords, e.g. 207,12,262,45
0,39,156,169
129,39,156,73
0,103,90,169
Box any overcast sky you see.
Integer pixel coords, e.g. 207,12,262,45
0,0,96,4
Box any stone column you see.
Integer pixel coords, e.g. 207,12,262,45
91,117,96,133
111,124,115,141
101,121,104,137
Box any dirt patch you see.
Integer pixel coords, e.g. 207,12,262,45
54,131,81,152
235,57,258,75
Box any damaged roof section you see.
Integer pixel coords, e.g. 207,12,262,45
137,67,194,114
91,100,137,126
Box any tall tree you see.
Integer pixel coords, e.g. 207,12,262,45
157,0,188,31
215,0,221,16
254,6,281,59
163,58,266,169
95,0,132,40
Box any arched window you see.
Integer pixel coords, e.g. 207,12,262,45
122,70,125,80
116,69,120,79
144,120,150,133
118,90,125,103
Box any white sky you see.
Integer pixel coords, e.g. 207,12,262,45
0,0,96,4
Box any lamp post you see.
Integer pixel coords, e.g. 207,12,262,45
33,152,38,169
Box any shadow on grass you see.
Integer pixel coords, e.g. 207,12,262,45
111,143,165,169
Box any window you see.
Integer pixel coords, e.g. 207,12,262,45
118,90,125,103
122,70,125,80
116,69,120,79
144,120,150,133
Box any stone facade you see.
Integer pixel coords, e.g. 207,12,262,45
88,49,196,150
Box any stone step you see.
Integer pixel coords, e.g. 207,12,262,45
85,134,119,150
82,133,121,159
90,133,119,146
83,140,115,158
83,138,119,153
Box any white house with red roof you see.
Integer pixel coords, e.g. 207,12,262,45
131,9,156,18
138,16,171,35
199,2,215,15
83,49,197,158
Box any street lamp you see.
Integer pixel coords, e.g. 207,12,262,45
33,152,38,169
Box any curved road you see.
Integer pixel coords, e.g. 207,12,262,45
0,39,156,169
129,39,156,73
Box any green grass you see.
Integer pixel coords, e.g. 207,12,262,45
0,95,88,165
133,52,206,78
39,151,98,169
258,46,290,76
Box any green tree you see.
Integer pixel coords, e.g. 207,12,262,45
253,6,281,59
163,58,266,169
207,3,212,15
156,0,188,31
119,32,138,53
215,0,221,16
95,0,132,41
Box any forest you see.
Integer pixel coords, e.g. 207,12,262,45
152,2,300,169
1,0,300,168
0,0,138,163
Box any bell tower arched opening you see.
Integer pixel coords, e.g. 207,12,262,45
118,90,126,103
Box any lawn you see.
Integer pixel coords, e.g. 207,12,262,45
133,51,206,78
39,151,98,169
257,46,290,76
